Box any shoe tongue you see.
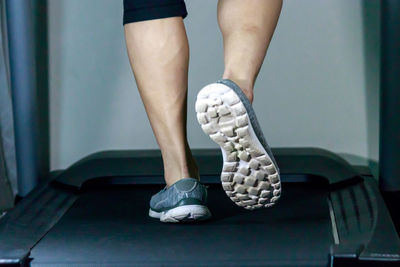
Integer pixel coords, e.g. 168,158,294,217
181,177,197,180
164,177,197,189
174,177,198,191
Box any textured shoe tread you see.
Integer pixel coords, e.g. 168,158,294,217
196,83,281,210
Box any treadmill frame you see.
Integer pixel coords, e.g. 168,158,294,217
0,148,399,266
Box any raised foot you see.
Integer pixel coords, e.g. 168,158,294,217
196,83,281,210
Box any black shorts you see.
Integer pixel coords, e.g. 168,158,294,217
123,0,188,25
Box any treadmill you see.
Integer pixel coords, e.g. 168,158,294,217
1,1,400,266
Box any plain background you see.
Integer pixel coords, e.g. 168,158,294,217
48,0,381,177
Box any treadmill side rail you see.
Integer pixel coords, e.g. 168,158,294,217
330,177,400,265
0,180,78,266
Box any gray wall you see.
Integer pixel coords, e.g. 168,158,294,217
48,0,380,176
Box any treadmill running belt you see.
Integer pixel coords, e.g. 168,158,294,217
30,181,332,266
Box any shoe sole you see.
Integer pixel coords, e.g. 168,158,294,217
195,82,281,210
149,205,212,223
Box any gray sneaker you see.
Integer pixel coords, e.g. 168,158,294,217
149,178,212,223
195,79,282,210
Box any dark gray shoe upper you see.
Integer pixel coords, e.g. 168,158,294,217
150,178,208,212
216,79,279,172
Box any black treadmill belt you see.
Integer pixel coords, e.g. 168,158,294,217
30,181,332,266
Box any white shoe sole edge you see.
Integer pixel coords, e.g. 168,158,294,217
149,205,212,223
196,83,282,210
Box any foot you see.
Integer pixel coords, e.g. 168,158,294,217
195,79,281,210
149,178,212,223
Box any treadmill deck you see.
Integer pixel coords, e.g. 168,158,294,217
30,182,332,266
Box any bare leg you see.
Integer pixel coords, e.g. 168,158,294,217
218,0,283,103
124,17,198,186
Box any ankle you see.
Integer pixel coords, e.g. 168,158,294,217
183,150,200,180
163,150,200,186
164,166,199,187
222,72,254,103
